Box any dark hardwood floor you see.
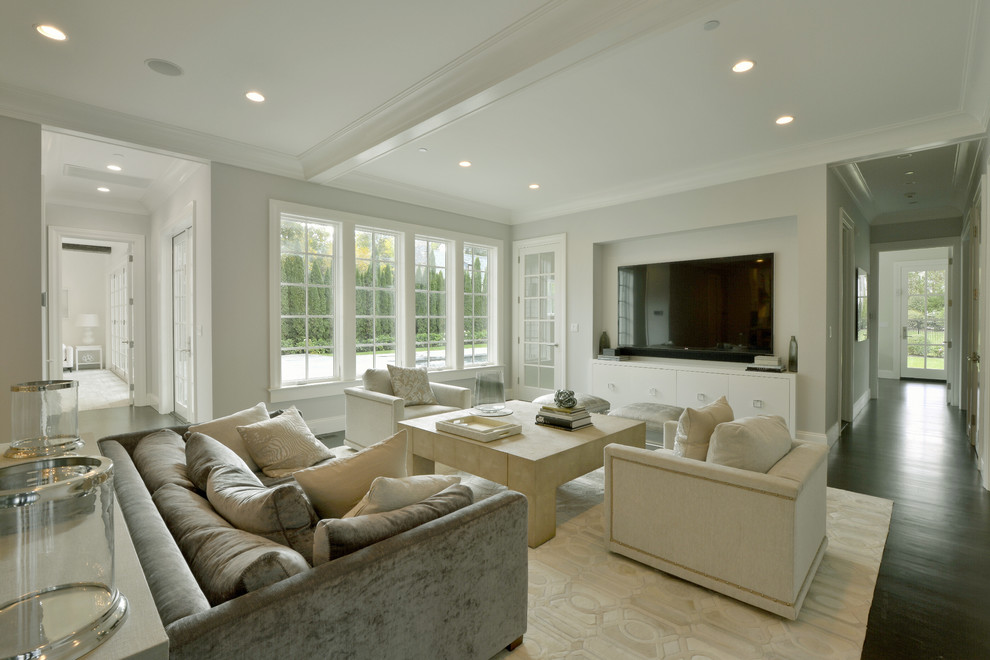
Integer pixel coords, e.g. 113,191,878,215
828,379,990,659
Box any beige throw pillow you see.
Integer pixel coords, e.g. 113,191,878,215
386,364,438,406
362,368,394,396
344,474,461,517
237,406,334,478
187,402,269,471
293,430,408,519
707,415,793,473
673,395,734,460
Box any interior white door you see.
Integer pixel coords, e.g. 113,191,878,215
968,218,981,442
172,230,194,421
514,238,565,400
108,257,133,403
900,262,948,380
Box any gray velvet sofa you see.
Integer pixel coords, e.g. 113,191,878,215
99,425,528,660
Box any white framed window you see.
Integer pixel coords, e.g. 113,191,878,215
276,212,338,385
270,200,502,397
414,237,449,370
355,228,398,371
463,244,492,366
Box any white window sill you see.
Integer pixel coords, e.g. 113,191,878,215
268,365,502,403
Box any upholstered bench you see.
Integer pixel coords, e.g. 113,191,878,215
532,392,611,414
607,402,685,434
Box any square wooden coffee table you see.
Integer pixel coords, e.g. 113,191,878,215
399,400,645,547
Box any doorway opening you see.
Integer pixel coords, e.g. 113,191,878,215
47,228,146,411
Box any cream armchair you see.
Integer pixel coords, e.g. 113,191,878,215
344,369,472,450
604,420,828,619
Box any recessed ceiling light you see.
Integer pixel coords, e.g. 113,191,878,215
704,20,720,31
35,24,66,41
459,161,472,168
146,58,183,76
732,60,755,73
418,147,428,153
529,184,540,190
775,115,794,125
246,91,265,103
106,164,122,172
896,153,913,159
905,170,915,175
905,181,916,186
97,187,110,193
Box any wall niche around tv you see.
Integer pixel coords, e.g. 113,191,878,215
616,252,773,363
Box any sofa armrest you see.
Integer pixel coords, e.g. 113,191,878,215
164,490,529,660
344,386,406,449
431,381,472,408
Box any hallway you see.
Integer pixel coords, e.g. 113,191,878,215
828,379,990,658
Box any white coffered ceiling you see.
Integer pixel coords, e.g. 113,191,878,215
3,0,988,223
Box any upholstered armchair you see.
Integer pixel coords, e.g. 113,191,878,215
604,417,828,619
344,367,471,450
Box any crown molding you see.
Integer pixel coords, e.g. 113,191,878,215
303,0,731,184
330,172,512,224
0,82,303,179
510,110,986,224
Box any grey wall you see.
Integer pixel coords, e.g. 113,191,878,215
209,163,512,427
872,217,964,244
826,168,872,419
0,116,42,434
512,166,833,439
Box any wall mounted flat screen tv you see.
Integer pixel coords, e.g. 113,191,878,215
617,253,773,362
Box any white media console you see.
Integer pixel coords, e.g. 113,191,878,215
591,358,797,436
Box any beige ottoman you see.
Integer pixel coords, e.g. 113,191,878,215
607,402,684,434
532,392,611,414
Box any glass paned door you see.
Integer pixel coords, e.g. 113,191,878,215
173,230,194,421
515,239,564,400
108,258,132,402
901,264,947,380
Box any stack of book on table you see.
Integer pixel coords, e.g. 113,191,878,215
535,405,592,431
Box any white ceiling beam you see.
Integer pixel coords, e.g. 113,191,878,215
301,0,735,184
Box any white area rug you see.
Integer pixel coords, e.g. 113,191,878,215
470,470,892,660
65,369,130,411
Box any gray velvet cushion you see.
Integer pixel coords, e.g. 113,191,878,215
153,483,310,606
707,414,793,473
313,483,474,565
132,429,195,493
237,406,334,478
187,402,270,471
207,463,318,563
362,367,394,396
101,440,211,626
185,431,254,492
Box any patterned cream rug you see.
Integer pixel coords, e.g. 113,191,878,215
65,369,130,411
472,471,892,660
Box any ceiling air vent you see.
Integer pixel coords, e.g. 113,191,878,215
62,164,152,189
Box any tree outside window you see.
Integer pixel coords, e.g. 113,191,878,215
280,217,335,384
415,238,447,370
463,245,490,366
355,228,397,372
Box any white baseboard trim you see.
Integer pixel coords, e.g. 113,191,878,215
798,422,841,448
307,414,345,435
796,429,829,445
853,390,871,420
878,370,898,380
